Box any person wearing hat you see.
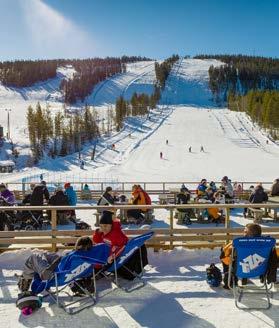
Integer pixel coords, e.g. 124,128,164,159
93,211,128,262
93,211,149,279
64,182,77,206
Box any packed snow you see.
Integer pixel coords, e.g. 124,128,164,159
1,247,279,328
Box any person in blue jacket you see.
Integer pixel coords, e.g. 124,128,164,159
64,182,77,206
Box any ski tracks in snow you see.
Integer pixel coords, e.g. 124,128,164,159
212,110,271,153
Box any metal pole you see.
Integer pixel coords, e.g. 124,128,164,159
5,109,11,139
8,110,10,139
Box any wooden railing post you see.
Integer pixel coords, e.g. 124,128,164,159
225,207,230,228
163,183,166,194
170,208,174,249
51,209,57,252
225,207,230,244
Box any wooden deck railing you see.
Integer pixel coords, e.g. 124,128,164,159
5,180,274,195
1,203,279,252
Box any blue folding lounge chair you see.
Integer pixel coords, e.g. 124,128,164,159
228,236,276,309
99,231,154,292
31,243,110,314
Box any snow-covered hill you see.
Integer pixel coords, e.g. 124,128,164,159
0,58,278,182
161,58,222,106
0,61,157,170
87,61,156,106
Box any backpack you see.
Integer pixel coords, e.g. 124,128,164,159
16,291,42,314
206,263,222,287
69,276,95,296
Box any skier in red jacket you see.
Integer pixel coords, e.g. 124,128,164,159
93,211,128,263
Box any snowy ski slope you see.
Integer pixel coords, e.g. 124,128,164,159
0,58,278,183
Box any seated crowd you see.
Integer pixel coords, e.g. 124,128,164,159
1,177,279,230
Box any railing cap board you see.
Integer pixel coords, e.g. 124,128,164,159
2,227,279,238
1,203,279,210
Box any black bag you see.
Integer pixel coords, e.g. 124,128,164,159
75,220,91,230
69,276,95,295
206,263,222,287
117,245,148,280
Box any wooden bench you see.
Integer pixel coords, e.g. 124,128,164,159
248,207,264,223
80,190,92,200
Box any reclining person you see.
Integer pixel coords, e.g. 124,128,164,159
220,223,277,289
93,211,148,280
18,236,93,292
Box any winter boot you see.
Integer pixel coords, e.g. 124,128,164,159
18,276,32,292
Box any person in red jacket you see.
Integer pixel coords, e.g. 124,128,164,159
93,211,128,263
93,211,149,280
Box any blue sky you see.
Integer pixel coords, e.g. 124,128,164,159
0,0,278,60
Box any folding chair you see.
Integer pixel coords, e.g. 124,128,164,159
97,231,154,293
228,236,276,309
31,243,110,314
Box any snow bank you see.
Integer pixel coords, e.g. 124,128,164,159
1,247,278,327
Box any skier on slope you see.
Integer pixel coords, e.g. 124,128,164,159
166,140,169,145
200,145,204,152
160,152,163,159
188,146,192,153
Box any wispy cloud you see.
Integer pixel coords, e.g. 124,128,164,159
20,0,96,58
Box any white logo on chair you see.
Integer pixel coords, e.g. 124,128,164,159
118,246,138,265
239,253,266,273
64,262,91,282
